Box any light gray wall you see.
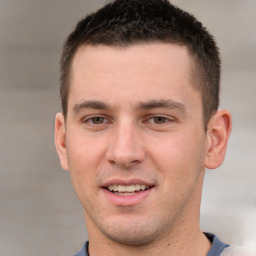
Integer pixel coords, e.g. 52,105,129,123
174,0,256,247
0,1,255,255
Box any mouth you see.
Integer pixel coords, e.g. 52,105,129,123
105,184,152,196
102,181,154,206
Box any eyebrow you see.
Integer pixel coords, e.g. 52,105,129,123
72,99,186,113
73,100,110,113
137,99,186,112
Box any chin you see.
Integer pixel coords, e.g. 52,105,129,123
104,230,155,246
99,218,166,246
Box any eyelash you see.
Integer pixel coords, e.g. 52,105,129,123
82,115,110,125
146,116,172,125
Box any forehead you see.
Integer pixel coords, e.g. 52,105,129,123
71,42,192,77
69,43,199,109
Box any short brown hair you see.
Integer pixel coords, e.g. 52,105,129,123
60,0,221,128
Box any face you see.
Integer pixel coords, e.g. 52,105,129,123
56,43,210,245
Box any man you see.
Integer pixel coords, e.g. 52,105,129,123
55,0,234,255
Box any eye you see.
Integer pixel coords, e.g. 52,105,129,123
148,116,170,124
90,116,106,124
82,115,110,126
150,116,168,124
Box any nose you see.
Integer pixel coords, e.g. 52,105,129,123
106,121,146,168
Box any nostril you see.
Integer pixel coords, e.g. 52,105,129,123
109,159,141,169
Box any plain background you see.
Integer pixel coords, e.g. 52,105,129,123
0,0,255,255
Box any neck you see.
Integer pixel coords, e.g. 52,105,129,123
88,228,211,256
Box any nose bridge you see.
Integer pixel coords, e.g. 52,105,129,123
106,118,145,167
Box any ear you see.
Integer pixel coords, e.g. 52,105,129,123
203,109,232,169
55,112,69,171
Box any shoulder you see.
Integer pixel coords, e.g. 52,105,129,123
221,245,256,256
204,232,229,256
73,241,89,256
205,233,256,256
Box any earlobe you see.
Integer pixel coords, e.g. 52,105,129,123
55,112,69,171
203,109,232,169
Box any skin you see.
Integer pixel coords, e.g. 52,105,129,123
55,43,232,256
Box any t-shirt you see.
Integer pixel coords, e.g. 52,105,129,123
204,233,229,256
74,233,229,256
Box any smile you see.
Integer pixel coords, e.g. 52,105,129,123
107,184,151,196
102,182,154,206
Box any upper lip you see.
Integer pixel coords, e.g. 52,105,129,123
101,178,154,188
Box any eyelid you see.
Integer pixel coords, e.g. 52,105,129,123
82,114,112,124
144,114,176,124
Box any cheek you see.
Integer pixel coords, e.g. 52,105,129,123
148,131,206,181
66,133,107,198
67,131,107,169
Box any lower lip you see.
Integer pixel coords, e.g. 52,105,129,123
102,187,154,206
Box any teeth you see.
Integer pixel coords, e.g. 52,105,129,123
107,184,149,193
